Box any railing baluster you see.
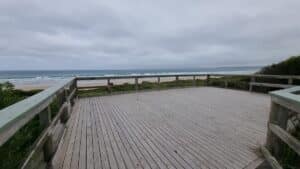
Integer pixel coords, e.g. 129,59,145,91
39,106,51,129
249,76,255,92
135,78,138,91
288,78,293,85
225,81,228,88
193,75,196,86
43,133,54,162
157,77,160,85
206,74,210,86
266,102,280,150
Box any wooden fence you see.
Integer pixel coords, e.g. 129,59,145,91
0,78,76,169
77,73,300,92
261,86,300,169
0,74,299,168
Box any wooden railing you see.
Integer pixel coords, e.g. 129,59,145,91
77,73,300,92
0,73,299,168
261,86,300,169
0,78,76,169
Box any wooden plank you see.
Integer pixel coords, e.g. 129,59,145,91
110,107,168,168
99,100,127,169
69,100,84,169
102,101,160,169
86,102,94,169
100,100,133,169
53,87,272,169
250,82,295,89
96,99,119,169
128,93,247,168
91,100,110,169
269,123,300,156
105,103,145,169
89,103,102,169
103,101,151,169
109,104,178,169
111,103,205,169
260,146,283,169
78,99,87,169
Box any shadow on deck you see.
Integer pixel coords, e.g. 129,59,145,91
52,87,270,169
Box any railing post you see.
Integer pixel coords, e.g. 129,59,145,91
249,76,255,92
266,102,279,150
266,101,290,159
39,106,51,129
288,78,293,85
107,78,111,86
73,78,77,100
175,76,179,81
206,74,210,86
64,88,69,101
43,133,54,162
60,103,70,124
107,78,112,93
135,78,138,91
225,80,228,88
193,76,196,86
157,77,160,86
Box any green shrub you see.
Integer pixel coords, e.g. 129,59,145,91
259,56,300,75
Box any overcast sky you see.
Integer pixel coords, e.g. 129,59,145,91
0,0,300,70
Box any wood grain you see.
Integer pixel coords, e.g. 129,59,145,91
52,87,270,169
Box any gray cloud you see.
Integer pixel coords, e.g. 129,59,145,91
0,0,300,70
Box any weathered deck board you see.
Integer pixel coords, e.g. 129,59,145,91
52,87,270,169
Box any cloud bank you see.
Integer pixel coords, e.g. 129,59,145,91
1,0,300,70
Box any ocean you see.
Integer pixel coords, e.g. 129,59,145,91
0,67,261,88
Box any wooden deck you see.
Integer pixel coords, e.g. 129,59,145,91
52,87,270,169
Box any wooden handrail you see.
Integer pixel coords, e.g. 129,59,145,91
0,78,76,146
76,74,300,80
270,86,300,114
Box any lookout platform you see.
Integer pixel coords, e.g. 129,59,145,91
52,87,270,169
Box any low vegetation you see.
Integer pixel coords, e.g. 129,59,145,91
259,55,300,75
77,79,206,97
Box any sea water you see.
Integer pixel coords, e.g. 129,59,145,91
0,67,261,88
